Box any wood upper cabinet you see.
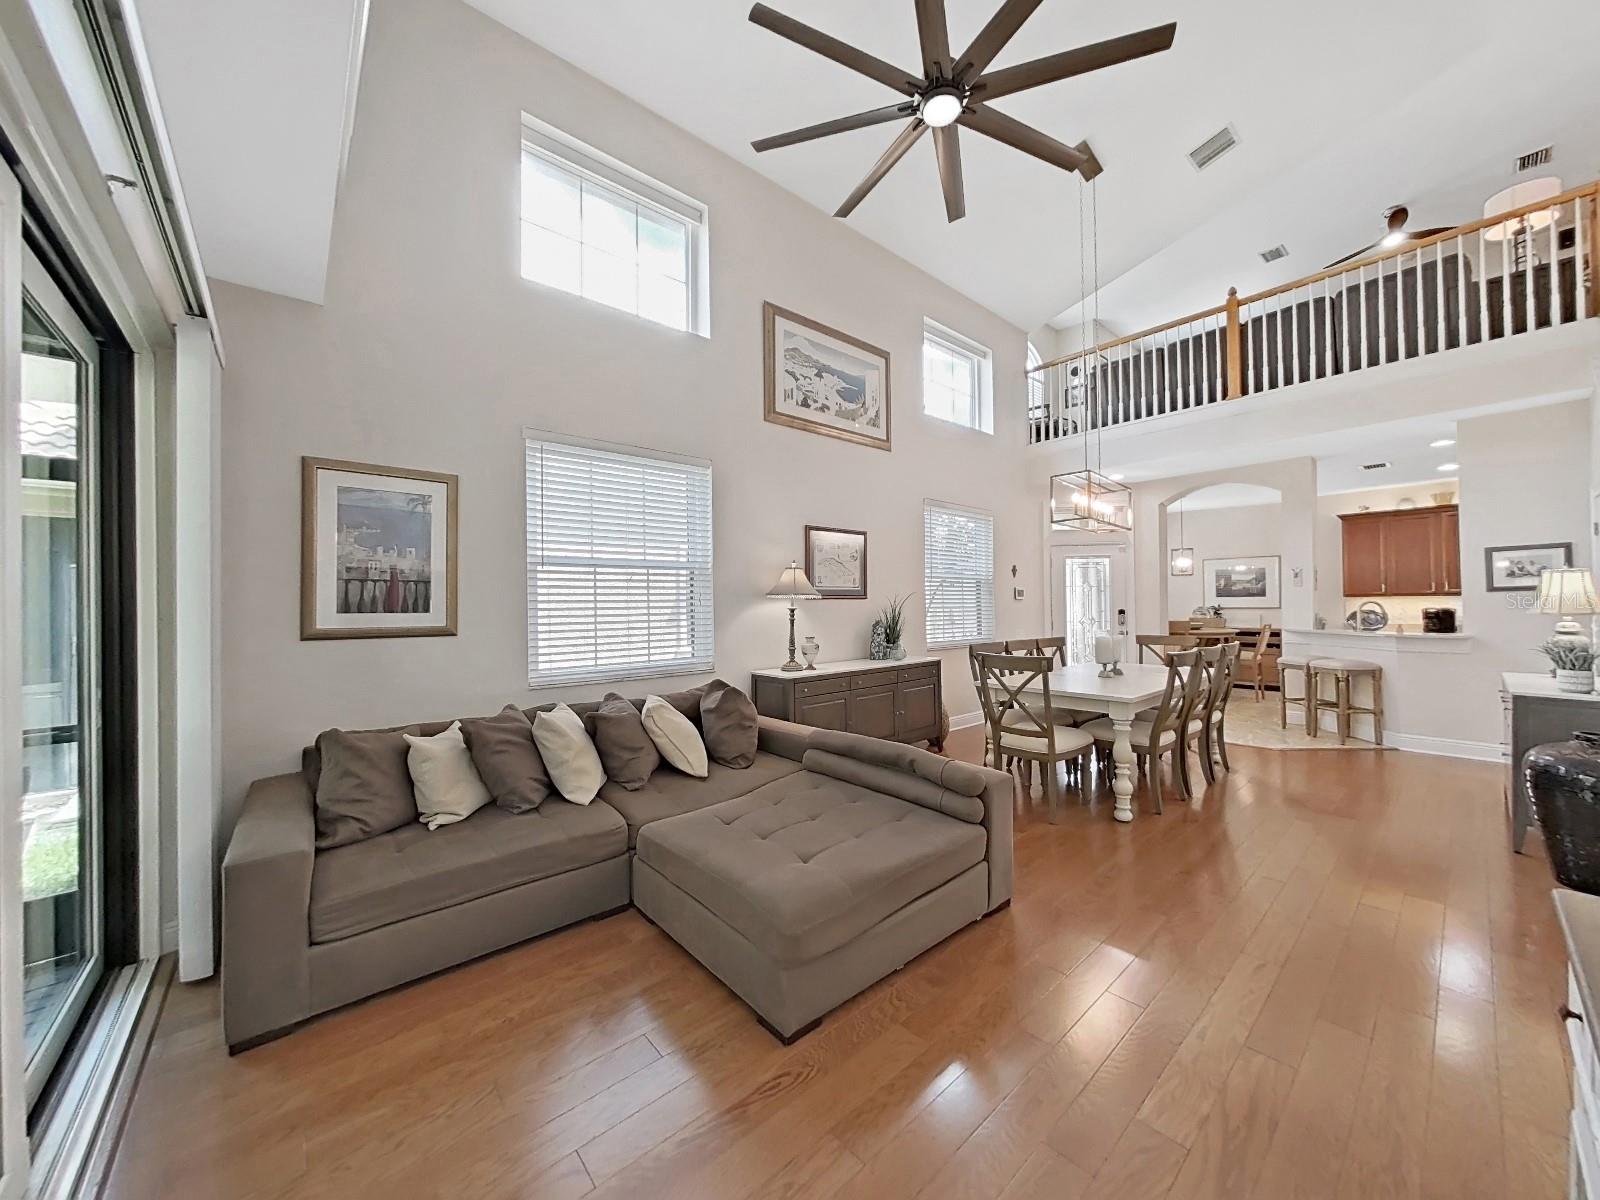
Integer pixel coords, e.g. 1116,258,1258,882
1338,504,1460,598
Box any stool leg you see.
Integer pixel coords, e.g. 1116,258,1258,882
1372,670,1384,746
1306,668,1318,737
1337,673,1350,745
1278,668,1290,729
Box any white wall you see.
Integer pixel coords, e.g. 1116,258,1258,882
212,0,1044,829
1166,502,1283,625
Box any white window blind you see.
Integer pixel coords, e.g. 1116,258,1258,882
526,432,714,687
924,501,995,648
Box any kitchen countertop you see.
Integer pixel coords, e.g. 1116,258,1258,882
1283,627,1472,639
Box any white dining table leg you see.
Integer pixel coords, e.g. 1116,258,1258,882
1110,711,1136,823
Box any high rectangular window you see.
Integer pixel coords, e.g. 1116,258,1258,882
924,501,995,649
520,117,708,335
923,320,993,433
525,432,714,687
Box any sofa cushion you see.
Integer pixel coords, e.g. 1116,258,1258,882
404,722,492,830
590,694,661,791
309,800,627,943
634,771,986,964
600,750,802,847
642,695,708,778
700,679,759,769
460,706,553,813
312,728,420,849
532,704,606,805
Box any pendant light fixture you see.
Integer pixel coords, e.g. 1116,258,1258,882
1169,496,1194,575
1051,176,1132,534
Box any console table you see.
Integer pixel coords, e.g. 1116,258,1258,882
1501,673,1600,852
752,657,943,750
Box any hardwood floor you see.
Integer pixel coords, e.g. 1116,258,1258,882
103,728,1572,1200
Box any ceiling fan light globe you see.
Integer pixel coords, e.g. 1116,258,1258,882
1380,230,1406,248
920,89,963,128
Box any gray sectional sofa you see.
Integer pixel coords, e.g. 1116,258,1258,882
222,691,1012,1051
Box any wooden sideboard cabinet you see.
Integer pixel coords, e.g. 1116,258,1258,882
1338,503,1461,598
752,657,943,750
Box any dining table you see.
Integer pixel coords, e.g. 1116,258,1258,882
1013,662,1173,823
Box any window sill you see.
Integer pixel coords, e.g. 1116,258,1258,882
528,662,715,691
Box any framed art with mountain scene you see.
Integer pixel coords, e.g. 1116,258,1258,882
301,456,458,640
763,302,891,451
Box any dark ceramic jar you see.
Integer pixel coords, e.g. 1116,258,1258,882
1526,731,1600,893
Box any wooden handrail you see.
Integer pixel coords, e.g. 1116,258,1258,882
1027,178,1600,375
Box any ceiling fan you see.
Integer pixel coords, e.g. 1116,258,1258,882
747,1,1177,222
1325,205,1453,268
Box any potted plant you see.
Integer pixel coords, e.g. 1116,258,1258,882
1537,638,1596,693
878,594,910,661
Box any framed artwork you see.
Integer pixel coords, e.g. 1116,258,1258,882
1484,542,1572,591
763,301,891,451
301,457,459,639
1202,555,1281,608
804,525,868,599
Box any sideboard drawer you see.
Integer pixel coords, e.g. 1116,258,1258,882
794,676,848,699
899,665,938,683
850,672,892,690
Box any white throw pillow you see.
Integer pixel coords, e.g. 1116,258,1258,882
641,695,709,779
532,704,606,804
403,722,492,830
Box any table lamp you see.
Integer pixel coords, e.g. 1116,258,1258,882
766,562,820,672
1535,567,1600,656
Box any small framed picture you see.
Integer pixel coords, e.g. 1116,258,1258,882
301,457,459,639
804,525,868,599
1203,555,1281,608
763,302,891,452
1484,542,1572,591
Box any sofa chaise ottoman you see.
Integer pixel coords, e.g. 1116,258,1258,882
222,693,1011,1052
633,729,1013,1041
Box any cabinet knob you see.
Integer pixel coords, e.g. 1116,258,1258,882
1560,1004,1585,1024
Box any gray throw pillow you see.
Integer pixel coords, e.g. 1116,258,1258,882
656,685,707,726
313,728,418,849
590,692,661,791
460,705,553,813
700,679,759,769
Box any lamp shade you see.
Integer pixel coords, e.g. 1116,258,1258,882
1535,567,1600,615
766,562,820,600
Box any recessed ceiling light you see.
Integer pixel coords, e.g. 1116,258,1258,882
1108,472,1125,481
1429,438,1455,448
1437,462,1459,472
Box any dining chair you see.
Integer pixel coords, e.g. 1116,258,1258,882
1135,633,1200,664
974,652,1094,822
1082,647,1206,813
1195,642,1240,781
967,640,1009,766
1003,636,1096,726
1234,622,1277,701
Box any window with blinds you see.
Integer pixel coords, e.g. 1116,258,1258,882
924,501,995,649
525,432,714,687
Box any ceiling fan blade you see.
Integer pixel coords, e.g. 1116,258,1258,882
973,22,1177,103
933,124,966,222
914,0,951,78
955,0,1044,80
753,103,917,152
960,105,1086,172
835,120,928,218
1324,239,1381,269
1407,226,1453,241
749,3,921,96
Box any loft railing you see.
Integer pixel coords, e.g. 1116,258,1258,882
1026,179,1600,445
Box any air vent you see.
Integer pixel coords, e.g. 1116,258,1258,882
1259,244,1289,264
1515,145,1552,172
1187,124,1239,172
1361,461,1391,472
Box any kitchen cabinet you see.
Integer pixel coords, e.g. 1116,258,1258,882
751,658,944,749
1338,504,1460,598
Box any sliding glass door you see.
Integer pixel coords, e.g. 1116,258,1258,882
18,249,103,1106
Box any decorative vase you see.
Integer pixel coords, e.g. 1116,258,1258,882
1526,732,1600,892
1556,668,1595,694
868,619,888,661
800,636,819,669
888,641,907,661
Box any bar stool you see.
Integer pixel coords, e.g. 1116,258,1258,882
1277,655,1322,734
1308,659,1384,745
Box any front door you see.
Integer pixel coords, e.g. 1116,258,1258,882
1050,547,1123,665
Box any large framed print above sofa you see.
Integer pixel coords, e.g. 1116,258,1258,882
301,456,459,639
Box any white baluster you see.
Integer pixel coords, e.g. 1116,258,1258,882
1500,214,1512,338
1455,235,1465,349
1358,264,1368,369
1551,200,1561,326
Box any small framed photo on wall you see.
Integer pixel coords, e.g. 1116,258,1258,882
804,525,868,599
1484,542,1572,591
301,457,459,639
1202,555,1281,609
